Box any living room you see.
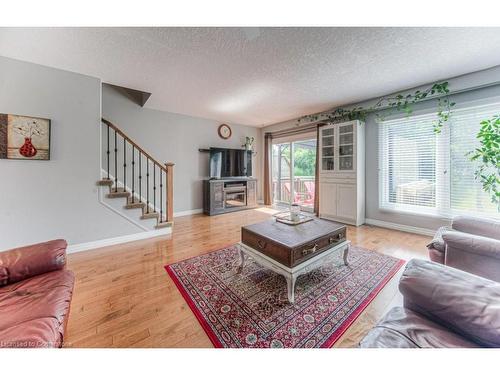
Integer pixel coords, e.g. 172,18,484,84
1,1,499,373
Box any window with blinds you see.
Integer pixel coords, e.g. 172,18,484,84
379,101,499,217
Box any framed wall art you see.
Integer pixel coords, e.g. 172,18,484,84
0,113,51,160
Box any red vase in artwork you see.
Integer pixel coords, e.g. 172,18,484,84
19,137,37,158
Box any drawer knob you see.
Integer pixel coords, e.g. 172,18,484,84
302,244,318,256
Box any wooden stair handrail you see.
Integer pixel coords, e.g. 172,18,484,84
101,117,174,222
102,118,168,172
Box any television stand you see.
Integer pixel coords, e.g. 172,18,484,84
203,177,257,215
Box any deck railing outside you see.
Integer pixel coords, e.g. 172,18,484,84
272,176,315,207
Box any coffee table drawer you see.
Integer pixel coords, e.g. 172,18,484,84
241,225,346,268
241,229,291,266
291,228,346,267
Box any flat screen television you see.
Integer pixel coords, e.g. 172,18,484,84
209,148,252,178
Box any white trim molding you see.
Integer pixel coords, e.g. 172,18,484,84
98,189,151,231
67,226,172,254
173,208,203,217
364,218,435,237
98,169,169,231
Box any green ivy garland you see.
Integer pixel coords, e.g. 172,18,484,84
297,81,455,133
297,81,500,210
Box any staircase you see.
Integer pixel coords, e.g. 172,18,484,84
98,118,174,230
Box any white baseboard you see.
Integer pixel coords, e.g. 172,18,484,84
173,208,203,217
67,227,172,254
364,218,435,237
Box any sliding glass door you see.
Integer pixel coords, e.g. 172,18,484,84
272,138,316,211
272,142,291,206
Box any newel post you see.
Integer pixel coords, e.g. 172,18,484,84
165,162,175,222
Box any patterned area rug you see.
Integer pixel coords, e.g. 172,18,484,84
165,244,404,348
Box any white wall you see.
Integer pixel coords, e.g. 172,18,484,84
0,56,141,250
261,65,500,232
0,56,262,251
102,84,262,214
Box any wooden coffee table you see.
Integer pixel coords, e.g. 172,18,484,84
238,218,349,303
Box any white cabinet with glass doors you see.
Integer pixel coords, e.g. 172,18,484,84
318,120,365,225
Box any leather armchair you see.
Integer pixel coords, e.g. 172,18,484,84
0,239,74,348
360,259,500,348
427,215,500,281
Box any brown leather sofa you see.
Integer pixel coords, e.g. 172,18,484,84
0,239,74,348
360,259,500,348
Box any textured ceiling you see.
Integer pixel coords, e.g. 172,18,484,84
1,27,500,127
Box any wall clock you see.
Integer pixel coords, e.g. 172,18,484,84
218,124,232,139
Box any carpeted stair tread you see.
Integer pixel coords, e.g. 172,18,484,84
106,188,131,198
125,201,146,209
141,212,159,220
155,221,173,229
97,179,114,186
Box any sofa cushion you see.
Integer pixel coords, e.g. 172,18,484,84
359,307,479,348
400,259,500,347
452,215,500,240
0,269,74,348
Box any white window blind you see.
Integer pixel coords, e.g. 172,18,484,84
379,102,499,218
449,105,499,215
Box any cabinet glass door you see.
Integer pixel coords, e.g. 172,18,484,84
321,127,335,171
338,123,354,171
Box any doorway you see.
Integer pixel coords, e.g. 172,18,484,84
272,138,316,211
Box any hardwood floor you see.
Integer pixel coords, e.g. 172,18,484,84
65,207,430,348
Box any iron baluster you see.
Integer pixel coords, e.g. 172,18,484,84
146,159,150,213
153,165,156,212
131,146,135,203
160,169,163,223
114,130,118,192
123,138,126,191
139,153,142,202
106,124,110,180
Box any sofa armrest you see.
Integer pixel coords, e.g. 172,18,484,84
0,239,67,285
452,215,500,240
444,231,500,260
443,232,500,281
399,259,500,347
